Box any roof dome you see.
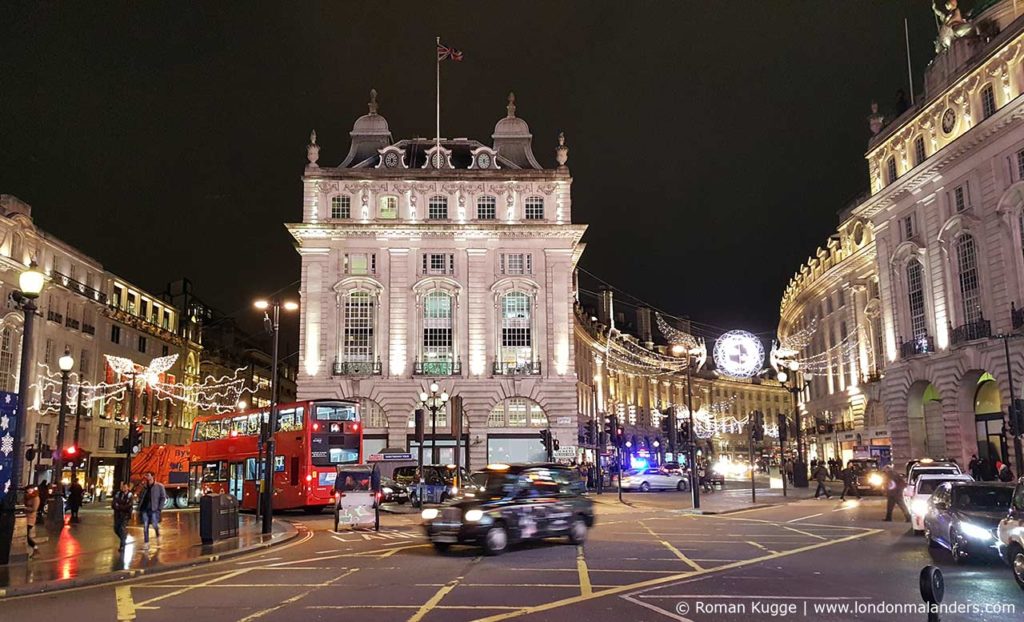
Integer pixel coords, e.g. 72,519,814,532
492,92,531,138
351,89,391,136
341,89,394,167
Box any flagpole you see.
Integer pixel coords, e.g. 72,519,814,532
435,35,441,161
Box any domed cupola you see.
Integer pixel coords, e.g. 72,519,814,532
341,89,394,167
492,92,542,169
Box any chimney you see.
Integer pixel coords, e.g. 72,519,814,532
598,287,614,328
636,306,653,348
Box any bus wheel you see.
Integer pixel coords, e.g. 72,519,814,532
174,491,189,508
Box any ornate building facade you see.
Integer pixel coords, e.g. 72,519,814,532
289,92,585,468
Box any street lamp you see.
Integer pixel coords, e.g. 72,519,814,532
0,262,46,564
777,360,812,488
45,349,74,529
416,384,449,506
254,297,298,535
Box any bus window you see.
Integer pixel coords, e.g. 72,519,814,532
274,456,285,472
202,461,225,483
232,416,248,435
246,413,261,435
278,408,304,432
314,403,357,422
244,458,264,480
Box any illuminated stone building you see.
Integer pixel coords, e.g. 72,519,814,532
0,194,201,492
288,92,585,467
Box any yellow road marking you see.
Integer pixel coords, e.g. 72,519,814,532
236,568,357,622
746,540,778,554
783,525,826,540
136,569,250,608
408,577,461,622
473,528,883,622
115,586,135,622
576,546,592,596
641,522,703,571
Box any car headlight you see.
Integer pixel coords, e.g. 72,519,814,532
867,473,883,487
464,509,483,522
421,508,439,520
382,487,393,494
911,499,929,516
959,522,992,541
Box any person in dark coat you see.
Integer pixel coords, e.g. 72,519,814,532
998,462,1015,482
67,478,84,523
883,466,911,522
839,463,861,501
138,471,167,547
36,480,50,522
111,481,134,550
968,454,981,480
813,463,832,499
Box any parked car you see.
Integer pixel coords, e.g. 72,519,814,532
617,467,688,492
924,481,1014,564
422,463,594,555
908,460,962,488
905,458,960,478
996,478,1024,589
905,473,974,533
393,465,472,505
379,476,410,504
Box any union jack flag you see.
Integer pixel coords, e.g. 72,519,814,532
437,42,464,62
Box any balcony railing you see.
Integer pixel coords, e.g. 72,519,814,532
1013,302,1024,330
65,317,80,330
413,358,462,376
332,359,383,376
492,361,541,376
899,334,934,359
950,318,991,346
864,370,882,384
82,323,96,335
46,310,63,324
52,270,108,304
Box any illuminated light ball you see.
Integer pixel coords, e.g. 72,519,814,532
712,330,765,378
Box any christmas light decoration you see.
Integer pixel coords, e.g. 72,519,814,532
654,313,699,350
712,330,765,378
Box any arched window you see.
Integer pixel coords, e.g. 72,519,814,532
499,292,533,373
906,260,927,339
421,290,454,373
524,196,544,220
428,195,448,220
886,157,898,185
360,398,388,429
955,234,982,323
981,84,996,120
0,327,15,392
487,398,547,427
408,403,448,428
477,195,496,220
343,291,375,363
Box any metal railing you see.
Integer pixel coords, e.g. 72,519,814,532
82,323,96,335
413,359,462,376
492,361,541,376
65,317,80,330
951,318,991,346
331,359,383,376
46,310,63,324
52,270,108,304
899,334,934,359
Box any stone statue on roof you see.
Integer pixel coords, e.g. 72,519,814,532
933,0,975,53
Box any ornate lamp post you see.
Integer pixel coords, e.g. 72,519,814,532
0,263,46,564
418,383,450,464
776,360,812,488
254,298,298,535
44,349,74,529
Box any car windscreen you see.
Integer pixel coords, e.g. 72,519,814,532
479,472,519,498
912,468,958,481
953,487,1013,510
917,478,961,494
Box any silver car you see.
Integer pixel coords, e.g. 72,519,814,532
619,467,688,492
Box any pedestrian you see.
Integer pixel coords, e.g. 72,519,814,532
839,462,861,501
883,466,911,522
138,471,167,548
784,460,794,485
67,477,84,524
111,481,134,551
968,454,980,480
36,480,50,522
24,484,40,558
813,463,832,499
998,461,1015,482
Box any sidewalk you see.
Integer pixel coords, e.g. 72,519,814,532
0,507,297,598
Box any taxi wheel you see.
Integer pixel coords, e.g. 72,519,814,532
1008,545,1024,590
433,542,451,554
639,482,651,493
567,516,587,545
483,523,508,556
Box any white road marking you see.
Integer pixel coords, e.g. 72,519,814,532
237,557,280,565
786,513,824,523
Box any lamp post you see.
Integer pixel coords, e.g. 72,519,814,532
0,263,46,564
418,384,449,505
70,377,84,483
254,298,298,535
45,349,74,530
673,344,700,511
777,361,812,488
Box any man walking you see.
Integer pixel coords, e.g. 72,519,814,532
24,484,40,558
112,481,134,550
138,471,167,548
813,462,832,499
883,466,910,522
67,477,84,524
839,462,861,501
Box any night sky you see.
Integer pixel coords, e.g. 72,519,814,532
1,2,943,342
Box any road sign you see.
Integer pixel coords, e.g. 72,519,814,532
553,446,577,459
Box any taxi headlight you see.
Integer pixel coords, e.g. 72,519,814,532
867,473,884,487
382,487,393,494
959,521,992,541
421,508,439,520
911,499,929,516
464,509,484,522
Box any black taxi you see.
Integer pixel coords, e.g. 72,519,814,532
421,463,594,555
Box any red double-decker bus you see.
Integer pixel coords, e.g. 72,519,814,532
189,399,362,512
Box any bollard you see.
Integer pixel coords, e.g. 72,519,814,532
919,565,943,622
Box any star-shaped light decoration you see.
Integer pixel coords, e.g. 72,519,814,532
0,414,8,431
0,432,13,457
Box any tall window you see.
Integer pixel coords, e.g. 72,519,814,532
981,84,996,120
913,136,926,166
955,234,982,323
0,327,15,392
524,196,544,220
422,291,453,366
886,157,898,185
907,260,927,339
500,253,533,275
477,196,497,220
331,195,351,219
1017,148,1024,181
500,292,532,369
44,338,53,365
953,182,970,212
343,291,375,362
428,195,448,220
378,196,398,219
422,253,454,275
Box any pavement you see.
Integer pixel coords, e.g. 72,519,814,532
0,506,297,597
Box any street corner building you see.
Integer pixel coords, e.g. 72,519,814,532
287,91,585,468
782,0,1024,472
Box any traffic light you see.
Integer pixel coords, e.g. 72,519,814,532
777,413,789,443
127,423,144,456
660,416,671,436
751,411,764,442
679,421,690,443
552,438,560,452
62,444,78,461
538,428,549,448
